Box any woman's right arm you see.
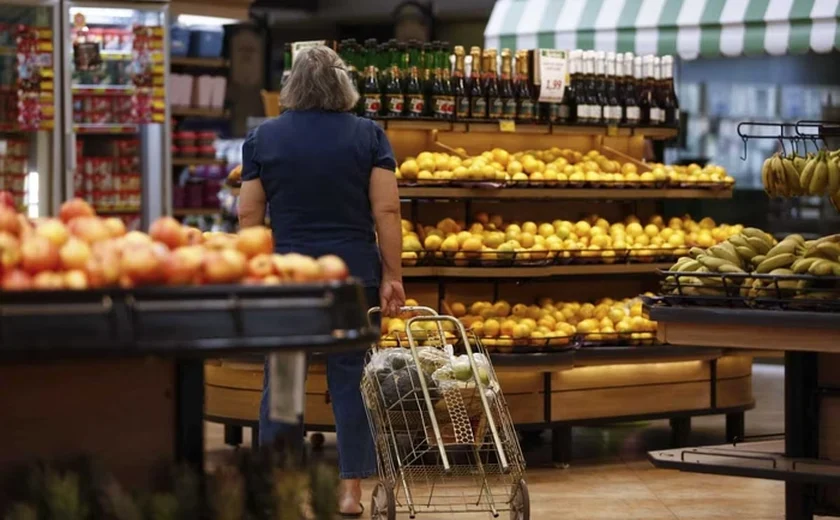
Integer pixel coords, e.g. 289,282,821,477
370,167,405,316
238,130,266,228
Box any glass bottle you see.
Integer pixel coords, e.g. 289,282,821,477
362,59,382,118
659,55,679,126
637,55,652,126
469,46,486,119
384,51,405,117
499,48,516,119
651,56,665,125
604,52,621,125
516,50,536,122
485,49,503,120
591,51,606,124
624,53,640,126
453,45,469,120
553,51,573,124
280,43,292,90
569,50,584,124
405,64,424,118
432,44,454,119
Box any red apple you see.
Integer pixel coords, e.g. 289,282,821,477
0,206,21,236
247,253,274,278
203,249,246,284
0,191,15,210
103,217,127,238
236,227,273,258
64,270,89,290
86,254,120,288
17,215,33,240
271,254,292,279
263,275,282,285
68,217,110,244
184,226,203,245
163,245,205,285
203,234,236,251
122,230,153,247
60,237,92,270
35,218,69,248
2,269,31,290
0,232,21,270
149,216,187,249
20,236,60,274
317,255,349,281
32,271,65,290
287,253,322,282
120,243,165,285
59,198,96,223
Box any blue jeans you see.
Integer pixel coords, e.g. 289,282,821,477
259,286,378,480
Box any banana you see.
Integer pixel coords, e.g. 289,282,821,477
809,153,829,195
709,242,742,266
734,246,757,261
773,155,790,197
674,259,702,272
785,233,806,245
751,254,766,267
815,242,840,261
810,234,840,247
799,156,818,192
717,263,746,274
791,152,808,174
742,228,774,248
761,156,774,196
827,154,840,195
833,191,840,213
780,157,803,196
765,239,798,257
808,259,835,276
755,253,796,273
727,234,752,250
688,247,706,259
744,237,770,255
792,256,821,274
697,254,737,272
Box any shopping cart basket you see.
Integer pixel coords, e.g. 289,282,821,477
362,306,529,519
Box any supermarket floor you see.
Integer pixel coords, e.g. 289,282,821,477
206,362,831,519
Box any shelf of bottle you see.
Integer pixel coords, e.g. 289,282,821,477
170,56,230,69
376,118,677,139
172,157,226,167
403,262,673,279
398,185,732,201
171,106,229,119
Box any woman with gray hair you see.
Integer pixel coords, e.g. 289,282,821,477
238,45,405,517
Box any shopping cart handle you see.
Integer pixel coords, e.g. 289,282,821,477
367,306,439,319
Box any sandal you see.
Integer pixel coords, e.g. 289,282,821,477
340,503,364,518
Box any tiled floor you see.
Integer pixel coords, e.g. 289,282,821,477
206,363,833,519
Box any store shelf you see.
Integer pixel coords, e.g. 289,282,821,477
72,85,135,95
172,157,226,167
170,56,230,68
404,263,674,279
398,186,733,200
649,440,840,484
74,123,139,135
173,208,221,217
378,119,679,139
171,106,229,118
489,349,576,370
575,345,723,366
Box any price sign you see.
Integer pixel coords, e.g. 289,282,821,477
537,49,568,103
292,40,327,64
499,120,516,133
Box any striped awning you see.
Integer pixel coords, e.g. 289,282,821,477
484,0,840,60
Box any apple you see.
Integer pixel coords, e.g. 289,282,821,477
247,253,274,278
64,270,89,290
271,254,292,279
32,271,65,290
236,227,273,258
103,217,127,238
287,253,322,282
203,234,236,251
149,216,187,249
262,275,282,285
0,191,15,210
203,249,246,284
0,206,21,236
0,232,21,270
184,227,203,245
2,269,31,290
20,236,60,274
317,255,349,281
122,230,153,247
86,254,120,288
60,237,92,270
243,276,263,285
120,243,165,285
16,215,33,240
35,218,69,247
68,217,111,244
164,245,204,285
59,198,95,223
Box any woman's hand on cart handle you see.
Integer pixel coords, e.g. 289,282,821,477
379,279,406,317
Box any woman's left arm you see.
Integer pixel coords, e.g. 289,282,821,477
238,130,267,228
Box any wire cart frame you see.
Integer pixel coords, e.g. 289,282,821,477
362,306,529,519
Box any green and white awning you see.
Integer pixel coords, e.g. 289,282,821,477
485,0,840,60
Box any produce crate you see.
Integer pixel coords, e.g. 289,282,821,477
0,282,376,358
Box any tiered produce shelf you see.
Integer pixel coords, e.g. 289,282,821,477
398,186,733,200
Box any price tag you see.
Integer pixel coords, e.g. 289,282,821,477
499,120,516,133
537,49,568,103
292,40,327,64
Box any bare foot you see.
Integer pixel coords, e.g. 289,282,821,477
339,479,363,516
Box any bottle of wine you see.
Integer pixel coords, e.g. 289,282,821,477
569,50,584,124
384,48,404,117
361,58,382,118
485,49,503,120
659,55,679,126
515,51,536,122
624,53,641,126
432,44,453,119
581,51,597,124
592,51,606,124
440,42,454,119
499,48,516,120
405,63,424,118
469,46,486,119
453,46,469,120
423,42,435,116
604,52,621,125
554,51,573,124
637,55,653,126
652,56,665,125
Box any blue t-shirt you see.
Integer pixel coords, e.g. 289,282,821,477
241,110,397,288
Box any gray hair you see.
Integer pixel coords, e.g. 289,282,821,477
280,46,359,112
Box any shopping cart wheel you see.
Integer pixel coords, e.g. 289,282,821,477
371,481,396,520
510,479,530,520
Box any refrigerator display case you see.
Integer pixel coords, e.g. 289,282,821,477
0,0,61,217
63,1,169,229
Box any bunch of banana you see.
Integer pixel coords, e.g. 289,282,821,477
761,153,802,197
799,150,840,196
726,227,776,269
750,234,805,273
792,234,840,276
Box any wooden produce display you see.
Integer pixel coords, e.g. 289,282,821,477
204,122,755,465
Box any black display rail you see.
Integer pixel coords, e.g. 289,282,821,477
0,282,378,360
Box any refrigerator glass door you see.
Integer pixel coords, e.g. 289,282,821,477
64,1,168,229
0,0,61,217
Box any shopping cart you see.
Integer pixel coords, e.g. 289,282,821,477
362,306,529,519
